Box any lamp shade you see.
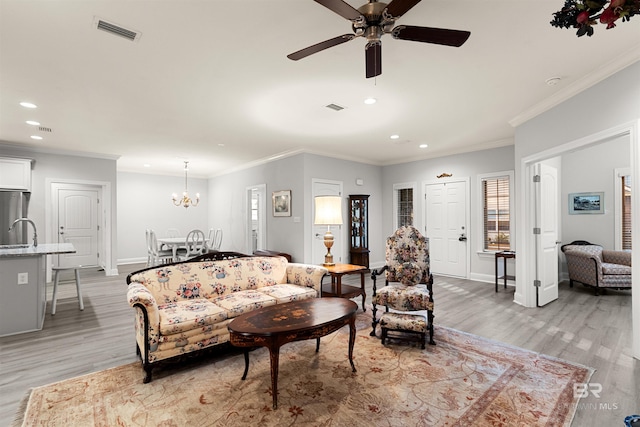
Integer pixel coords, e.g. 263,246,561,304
314,196,343,225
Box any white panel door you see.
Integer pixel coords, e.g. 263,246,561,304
536,163,559,306
425,180,468,277
312,179,343,265
57,188,99,267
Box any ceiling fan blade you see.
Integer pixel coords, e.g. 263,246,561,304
287,34,355,61
365,41,381,79
392,25,471,47
314,0,365,21
385,0,422,18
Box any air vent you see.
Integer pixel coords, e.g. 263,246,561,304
93,17,141,42
326,103,345,111
38,126,52,133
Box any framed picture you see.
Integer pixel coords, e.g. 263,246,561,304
272,190,291,217
569,192,604,214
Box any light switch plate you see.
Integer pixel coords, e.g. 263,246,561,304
18,272,28,285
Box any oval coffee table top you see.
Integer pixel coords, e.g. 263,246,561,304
228,298,357,337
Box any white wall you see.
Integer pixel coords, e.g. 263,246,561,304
382,145,516,281
207,153,383,264
117,171,208,263
561,134,630,249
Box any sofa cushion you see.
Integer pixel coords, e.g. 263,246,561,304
602,262,632,275
256,284,317,304
158,299,228,335
212,289,277,318
372,284,434,311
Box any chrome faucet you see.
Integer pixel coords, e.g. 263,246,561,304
8,218,38,247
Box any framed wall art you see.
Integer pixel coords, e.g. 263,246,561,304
568,192,604,214
272,190,291,217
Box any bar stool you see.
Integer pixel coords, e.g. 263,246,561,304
51,266,84,315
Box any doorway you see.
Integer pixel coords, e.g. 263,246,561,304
246,184,266,254
424,178,469,278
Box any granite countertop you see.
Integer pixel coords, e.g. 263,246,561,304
0,243,76,258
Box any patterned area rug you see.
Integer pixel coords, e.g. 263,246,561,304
13,310,593,426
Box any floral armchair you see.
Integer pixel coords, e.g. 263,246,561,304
369,226,435,345
561,240,632,295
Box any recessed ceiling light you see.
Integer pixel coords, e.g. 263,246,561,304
419,144,428,149
364,97,377,105
20,102,37,109
26,120,40,126
218,143,225,147
143,163,151,168
390,134,400,140
30,135,43,140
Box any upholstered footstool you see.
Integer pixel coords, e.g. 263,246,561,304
380,312,428,349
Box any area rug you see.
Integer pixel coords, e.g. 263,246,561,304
13,311,593,426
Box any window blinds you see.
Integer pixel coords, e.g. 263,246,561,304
483,177,510,251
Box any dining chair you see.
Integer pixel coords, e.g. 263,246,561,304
148,229,174,266
206,228,223,252
179,229,206,260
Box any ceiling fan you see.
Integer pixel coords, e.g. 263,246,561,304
287,0,471,78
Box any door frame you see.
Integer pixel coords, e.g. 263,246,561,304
517,120,639,360
422,177,470,279
45,178,113,279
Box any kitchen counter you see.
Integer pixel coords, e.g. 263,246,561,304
0,243,76,336
0,243,75,258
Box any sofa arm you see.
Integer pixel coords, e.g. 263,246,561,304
286,263,328,296
564,250,602,286
602,250,631,267
127,282,161,350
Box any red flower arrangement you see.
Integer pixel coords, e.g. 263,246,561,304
551,0,640,36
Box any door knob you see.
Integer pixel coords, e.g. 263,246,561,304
458,236,467,242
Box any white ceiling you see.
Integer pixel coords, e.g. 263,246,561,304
1,0,639,178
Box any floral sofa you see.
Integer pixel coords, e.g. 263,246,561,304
126,251,327,382
561,240,631,295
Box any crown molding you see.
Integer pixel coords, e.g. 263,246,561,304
509,49,640,128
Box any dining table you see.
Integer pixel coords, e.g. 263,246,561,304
157,236,187,261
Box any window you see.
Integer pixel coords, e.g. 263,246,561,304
393,183,416,229
480,173,512,251
622,174,631,250
397,188,413,227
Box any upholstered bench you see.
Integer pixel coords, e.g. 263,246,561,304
380,312,427,349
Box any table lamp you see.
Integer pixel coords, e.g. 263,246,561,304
314,195,343,266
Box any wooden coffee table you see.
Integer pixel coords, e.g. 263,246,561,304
227,298,357,409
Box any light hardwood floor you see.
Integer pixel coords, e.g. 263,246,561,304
0,263,637,426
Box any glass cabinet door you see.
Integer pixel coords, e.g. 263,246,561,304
349,195,369,267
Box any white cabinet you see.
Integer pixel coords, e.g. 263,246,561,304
0,157,32,191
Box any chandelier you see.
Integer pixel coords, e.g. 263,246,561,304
172,161,200,208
